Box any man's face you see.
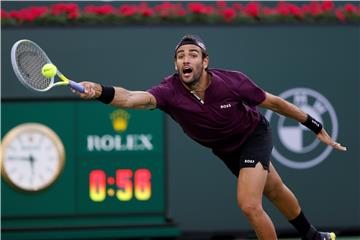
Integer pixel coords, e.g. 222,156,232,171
175,44,208,86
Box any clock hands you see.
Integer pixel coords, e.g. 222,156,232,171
7,154,36,178
29,154,35,178
7,155,33,161
7,154,36,163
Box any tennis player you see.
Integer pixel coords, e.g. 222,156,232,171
73,35,346,240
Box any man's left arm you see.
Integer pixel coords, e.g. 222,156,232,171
259,92,347,151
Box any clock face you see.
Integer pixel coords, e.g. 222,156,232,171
1,123,65,191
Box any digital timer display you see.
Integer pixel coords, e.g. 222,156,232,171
89,169,151,202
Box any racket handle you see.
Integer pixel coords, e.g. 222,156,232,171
69,80,85,93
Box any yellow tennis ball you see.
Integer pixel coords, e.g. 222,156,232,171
41,63,57,78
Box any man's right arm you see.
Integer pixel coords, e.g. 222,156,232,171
75,82,157,110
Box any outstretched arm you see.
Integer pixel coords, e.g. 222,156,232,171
259,92,347,151
73,82,157,109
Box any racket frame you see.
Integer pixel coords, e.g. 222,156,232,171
11,39,84,93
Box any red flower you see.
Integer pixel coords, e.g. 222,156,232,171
32,7,49,16
9,11,19,20
97,5,116,15
68,11,80,20
52,3,63,14
288,4,303,18
140,8,153,17
188,3,208,14
276,3,303,18
301,5,310,14
84,5,96,14
243,2,261,18
177,8,187,16
344,4,357,13
174,4,187,16
154,2,168,12
308,2,323,16
154,2,173,12
18,9,36,22
51,3,79,15
154,2,178,18
335,9,346,22
222,8,236,22
119,4,137,17
205,6,215,15
277,2,290,16
65,3,79,13
84,5,116,15
322,1,334,12
263,7,277,16
1,8,8,19
232,3,242,12
137,3,154,17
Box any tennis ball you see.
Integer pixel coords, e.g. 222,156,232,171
41,63,57,78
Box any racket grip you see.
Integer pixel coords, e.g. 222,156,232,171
69,80,85,93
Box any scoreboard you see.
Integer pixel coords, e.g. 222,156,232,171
1,100,179,240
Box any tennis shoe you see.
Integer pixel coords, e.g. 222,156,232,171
303,226,336,240
318,231,336,240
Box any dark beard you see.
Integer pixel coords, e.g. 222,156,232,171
182,69,203,88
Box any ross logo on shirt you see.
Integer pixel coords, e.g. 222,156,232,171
244,159,255,164
220,103,232,109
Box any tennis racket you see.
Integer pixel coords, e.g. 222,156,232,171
11,39,85,93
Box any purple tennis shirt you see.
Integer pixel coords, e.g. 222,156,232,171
147,68,266,153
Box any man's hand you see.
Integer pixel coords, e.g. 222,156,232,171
70,82,102,99
317,128,347,151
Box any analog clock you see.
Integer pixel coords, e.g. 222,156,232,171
1,123,65,192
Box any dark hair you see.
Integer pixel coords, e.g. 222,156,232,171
174,34,208,58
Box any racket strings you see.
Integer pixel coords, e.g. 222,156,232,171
15,42,52,90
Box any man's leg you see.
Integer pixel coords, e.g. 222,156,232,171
263,162,336,240
237,162,277,240
263,162,301,219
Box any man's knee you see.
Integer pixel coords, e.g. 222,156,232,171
238,199,264,218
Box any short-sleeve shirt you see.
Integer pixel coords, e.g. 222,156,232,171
147,68,266,153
